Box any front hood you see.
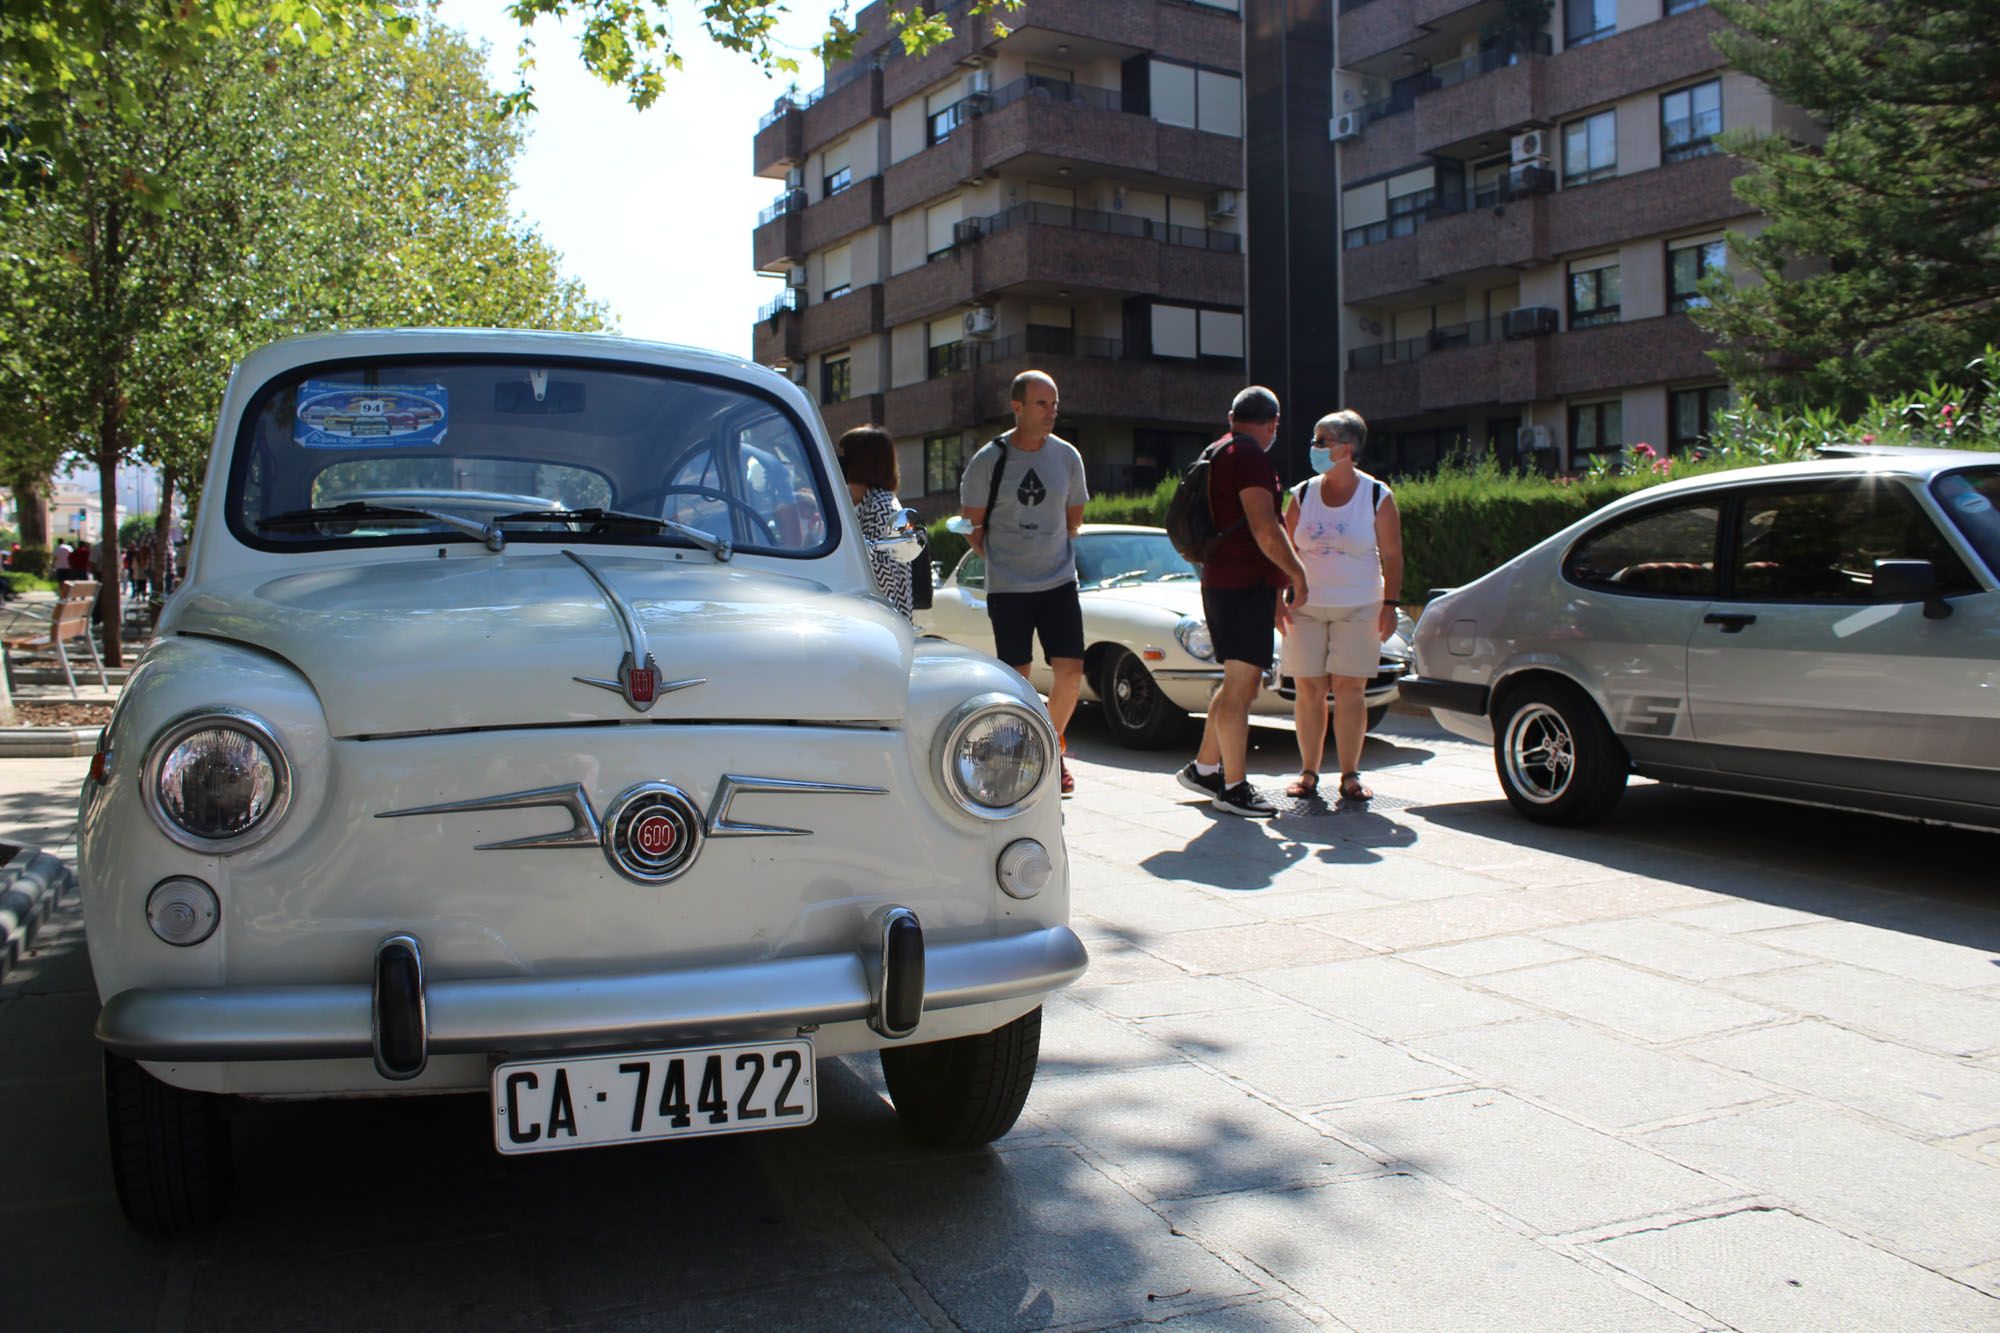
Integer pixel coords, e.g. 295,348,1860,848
171,551,911,736
1082,580,1201,616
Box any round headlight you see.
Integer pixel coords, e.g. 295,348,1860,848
1175,615,1215,662
144,711,290,851
935,695,1052,818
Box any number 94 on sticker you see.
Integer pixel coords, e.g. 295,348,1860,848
492,1039,815,1155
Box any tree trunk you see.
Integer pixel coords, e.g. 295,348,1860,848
152,466,176,599
10,471,50,562
97,440,125,669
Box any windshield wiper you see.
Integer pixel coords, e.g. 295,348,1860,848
1156,571,1197,581
258,502,504,551
490,507,731,562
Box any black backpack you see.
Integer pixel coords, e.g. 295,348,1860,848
909,528,934,611
1164,440,1245,564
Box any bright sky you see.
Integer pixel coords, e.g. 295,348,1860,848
430,1,835,357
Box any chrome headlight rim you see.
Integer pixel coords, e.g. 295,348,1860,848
140,708,293,854
931,691,1057,821
1173,615,1215,662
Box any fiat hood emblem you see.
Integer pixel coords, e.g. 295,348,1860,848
565,549,702,712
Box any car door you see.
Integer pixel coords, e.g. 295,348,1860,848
923,548,993,647
1686,476,2000,810
1556,494,1723,762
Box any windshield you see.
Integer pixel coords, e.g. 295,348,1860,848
228,357,835,555
1074,531,1197,588
1932,466,2000,577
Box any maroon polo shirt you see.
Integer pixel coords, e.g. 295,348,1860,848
1199,432,1285,590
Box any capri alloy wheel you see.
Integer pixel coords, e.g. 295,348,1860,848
1503,702,1575,804
1493,679,1628,826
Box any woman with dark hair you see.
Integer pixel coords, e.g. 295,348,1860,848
837,424,913,618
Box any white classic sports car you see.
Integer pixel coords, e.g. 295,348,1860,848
919,524,1413,747
79,329,1086,1235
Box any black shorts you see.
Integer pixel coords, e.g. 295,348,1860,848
986,581,1085,666
1200,583,1277,670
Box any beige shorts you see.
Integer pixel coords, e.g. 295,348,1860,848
1281,603,1381,680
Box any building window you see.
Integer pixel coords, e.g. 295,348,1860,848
1387,186,1432,237
1562,110,1616,186
1568,260,1622,328
1669,385,1733,453
1662,79,1722,163
927,100,964,147
821,353,851,405
1565,0,1615,46
924,433,964,494
1668,237,1727,311
1147,60,1242,137
1145,302,1244,362
823,165,852,198
1569,400,1623,463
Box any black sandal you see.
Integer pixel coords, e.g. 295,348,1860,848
1338,773,1373,802
1285,771,1319,798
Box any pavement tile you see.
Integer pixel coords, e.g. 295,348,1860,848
1681,1020,2000,1139
1477,958,1786,1044
1245,956,1531,1039
1591,1206,2000,1333
1072,876,1263,935
1057,932,1186,986
1397,936,1582,977
1719,962,2000,1058
1135,921,1375,975
1334,1090,1740,1234
1027,1061,1376,1200
1284,858,1516,904
1537,918,1804,980
1137,1002,1465,1108
1144,1298,1324,1330
831,1144,1259,1330
1040,993,1191,1078
1171,1173,1695,1333
1505,876,1736,925
1749,920,2000,990
576,1271,929,1332
1079,975,1280,1020
1640,1101,2000,1271
1210,883,1402,921
0,1194,169,1331
1411,1017,1768,1130
1660,900,1849,933
0,988,104,1081
1958,1259,2000,1301
1310,891,1575,953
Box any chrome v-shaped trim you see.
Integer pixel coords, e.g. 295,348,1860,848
705,776,888,838
374,783,602,850
564,548,704,710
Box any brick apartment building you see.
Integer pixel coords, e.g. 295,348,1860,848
1333,0,1808,474
750,0,1252,512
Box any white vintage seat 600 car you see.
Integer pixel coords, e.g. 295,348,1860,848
80,330,1087,1235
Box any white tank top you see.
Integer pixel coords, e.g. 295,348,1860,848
1292,472,1386,608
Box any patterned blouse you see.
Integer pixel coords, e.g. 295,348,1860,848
857,486,913,618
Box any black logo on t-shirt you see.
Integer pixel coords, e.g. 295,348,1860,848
1017,468,1047,506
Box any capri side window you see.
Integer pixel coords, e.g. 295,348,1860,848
1565,500,1721,596
1731,483,1978,602
955,551,985,590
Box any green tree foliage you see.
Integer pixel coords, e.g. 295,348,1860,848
1700,0,2000,412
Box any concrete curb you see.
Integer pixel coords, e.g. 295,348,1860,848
0,845,75,983
0,727,102,758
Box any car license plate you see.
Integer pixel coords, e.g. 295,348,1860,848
491,1038,815,1155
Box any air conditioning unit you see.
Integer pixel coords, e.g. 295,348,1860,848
1330,112,1361,142
787,363,809,385
1506,162,1556,196
784,165,804,190
968,68,992,95
786,268,809,289
1502,305,1560,339
1207,189,1239,219
952,217,984,245
963,305,998,338
1510,129,1546,164
1515,424,1552,452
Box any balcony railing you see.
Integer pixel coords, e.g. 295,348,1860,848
1347,317,1506,370
985,74,1124,116
757,288,801,322
755,48,880,128
1352,33,1551,125
757,189,806,225
955,200,1242,258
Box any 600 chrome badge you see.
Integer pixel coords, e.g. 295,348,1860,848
600,783,703,883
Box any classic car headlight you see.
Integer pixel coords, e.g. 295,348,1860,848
1174,615,1215,662
933,694,1053,818
142,711,292,851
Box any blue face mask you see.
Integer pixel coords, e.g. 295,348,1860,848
1309,444,1334,474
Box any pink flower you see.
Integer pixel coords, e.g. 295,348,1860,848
1942,403,1957,419
1632,442,1657,459
1861,433,1876,444
1653,458,1672,475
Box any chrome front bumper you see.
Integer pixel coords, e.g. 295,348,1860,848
96,924,1089,1067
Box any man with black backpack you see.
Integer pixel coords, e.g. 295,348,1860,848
959,370,1090,796
1173,386,1309,818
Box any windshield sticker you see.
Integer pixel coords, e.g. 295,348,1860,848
1954,492,1993,514
295,382,448,448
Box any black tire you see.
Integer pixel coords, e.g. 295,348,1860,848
104,1051,233,1237
1097,648,1185,749
880,1006,1041,1148
1366,703,1389,732
1492,678,1628,826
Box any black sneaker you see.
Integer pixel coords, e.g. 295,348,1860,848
1212,781,1277,818
1175,762,1225,800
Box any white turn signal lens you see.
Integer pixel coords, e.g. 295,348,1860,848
146,877,219,946
996,839,1052,899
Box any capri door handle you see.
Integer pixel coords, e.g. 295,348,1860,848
1703,612,1757,633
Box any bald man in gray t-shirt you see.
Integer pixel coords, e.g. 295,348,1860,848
959,371,1089,796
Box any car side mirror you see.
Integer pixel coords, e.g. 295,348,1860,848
1873,559,1952,619
867,508,926,565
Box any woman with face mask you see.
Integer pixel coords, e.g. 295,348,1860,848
1278,409,1405,802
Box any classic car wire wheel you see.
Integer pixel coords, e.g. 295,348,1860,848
1502,703,1576,804
601,782,705,883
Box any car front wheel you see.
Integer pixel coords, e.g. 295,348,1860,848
880,1006,1041,1148
104,1052,233,1237
1493,679,1628,826
1098,648,1185,749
